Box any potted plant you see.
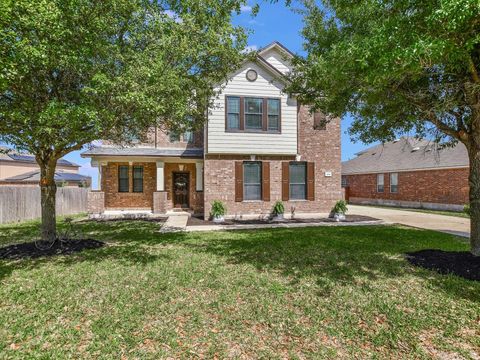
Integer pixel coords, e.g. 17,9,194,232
330,200,348,221
210,200,226,223
271,201,285,221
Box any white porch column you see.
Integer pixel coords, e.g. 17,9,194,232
195,162,204,191
156,161,165,191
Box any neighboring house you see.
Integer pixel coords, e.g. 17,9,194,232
341,137,469,211
82,41,341,218
0,146,90,187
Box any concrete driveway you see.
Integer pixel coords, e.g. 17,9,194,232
349,205,471,238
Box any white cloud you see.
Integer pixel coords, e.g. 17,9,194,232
240,5,252,13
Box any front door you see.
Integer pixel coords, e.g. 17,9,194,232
173,172,189,208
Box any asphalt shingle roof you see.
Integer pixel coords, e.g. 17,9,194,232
342,137,469,175
3,170,90,183
81,147,203,158
0,146,79,167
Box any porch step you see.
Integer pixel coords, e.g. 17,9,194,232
160,214,189,233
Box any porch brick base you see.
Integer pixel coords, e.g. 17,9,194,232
88,191,105,214
153,191,168,214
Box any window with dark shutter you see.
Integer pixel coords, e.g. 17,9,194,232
235,161,243,202
243,161,262,200
289,162,307,200
267,99,280,131
133,166,144,193
118,165,129,193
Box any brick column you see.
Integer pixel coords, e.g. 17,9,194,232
153,191,168,214
87,191,105,214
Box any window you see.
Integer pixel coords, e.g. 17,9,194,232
313,112,327,130
267,99,280,131
118,165,129,192
243,162,262,200
245,98,263,130
289,162,307,200
341,175,348,188
226,96,240,130
183,131,194,143
133,166,144,193
169,131,180,142
377,174,384,193
390,173,398,193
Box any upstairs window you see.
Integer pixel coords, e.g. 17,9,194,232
289,162,307,200
377,174,384,193
225,95,281,133
267,99,280,131
118,165,129,192
169,131,180,142
133,166,144,193
183,131,194,143
243,162,262,200
226,96,240,130
390,173,398,193
245,98,263,130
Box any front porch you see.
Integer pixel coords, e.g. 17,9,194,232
87,158,204,217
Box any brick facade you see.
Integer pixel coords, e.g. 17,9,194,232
203,106,342,218
344,167,469,208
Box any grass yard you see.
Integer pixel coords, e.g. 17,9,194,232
0,219,479,359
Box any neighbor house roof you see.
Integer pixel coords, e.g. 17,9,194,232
1,170,90,184
81,147,203,158
0,146,79,167
341,137,469,175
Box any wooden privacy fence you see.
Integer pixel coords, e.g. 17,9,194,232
0,186,88,224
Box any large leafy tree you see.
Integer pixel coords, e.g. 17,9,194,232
290,0,480,255
0,0,247,241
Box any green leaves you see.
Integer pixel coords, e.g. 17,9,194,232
289,0,480,145
0,0,249,153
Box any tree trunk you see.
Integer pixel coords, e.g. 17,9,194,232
39,160,57,241
468,141,480,256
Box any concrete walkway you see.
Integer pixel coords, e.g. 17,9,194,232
348,205,470,238
160,214,189,233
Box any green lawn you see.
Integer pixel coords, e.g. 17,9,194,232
0,219,479,359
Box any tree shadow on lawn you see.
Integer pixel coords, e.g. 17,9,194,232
0,219,187,282
185,225,480,302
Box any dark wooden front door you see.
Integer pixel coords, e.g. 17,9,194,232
173,172,189,208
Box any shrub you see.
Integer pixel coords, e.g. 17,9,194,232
464,204,470,216
332,200,348,214
272,201,285,216
210,200,226,218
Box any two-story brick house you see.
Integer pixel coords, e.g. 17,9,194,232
82,42,342,218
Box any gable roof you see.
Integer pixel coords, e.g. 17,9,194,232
81,146,203,158
2,170,90,183
342,137,469,175
258,41,295,58
0,146,79,167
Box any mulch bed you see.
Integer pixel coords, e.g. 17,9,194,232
0,239,105,260
187,214,377,226
405,249,480,281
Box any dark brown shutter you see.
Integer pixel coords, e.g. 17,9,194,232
313,112,327,130
282,162,289,201
235,161,243,202
307,162,315,201
262,161,270,201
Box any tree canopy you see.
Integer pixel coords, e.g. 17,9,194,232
290,0,480,254
0,0,249,240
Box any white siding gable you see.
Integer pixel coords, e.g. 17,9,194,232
207,61,297,155
261,48,292,75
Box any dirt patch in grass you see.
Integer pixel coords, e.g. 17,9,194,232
0,239,105,260
405,249,480,281
187,214,378,226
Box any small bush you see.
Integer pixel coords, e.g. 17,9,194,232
332,200,348,214
210,200,226,218
464,204,470,216
272,201,285,216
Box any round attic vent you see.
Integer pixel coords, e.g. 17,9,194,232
246,69,258,82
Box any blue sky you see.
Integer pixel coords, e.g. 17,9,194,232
6,1,371,187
